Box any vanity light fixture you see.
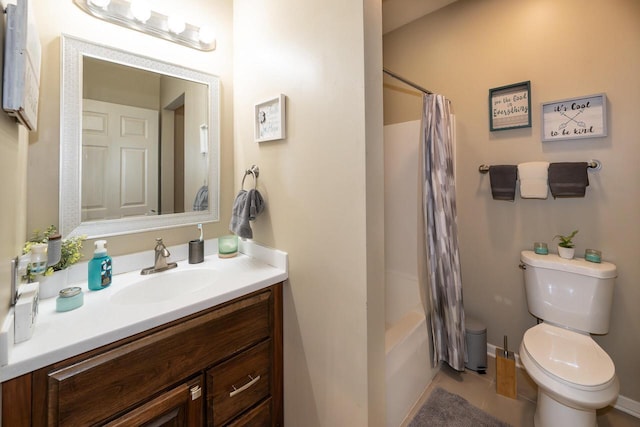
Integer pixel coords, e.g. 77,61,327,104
129,0,151,23
167,15,186,35
73,0,216,51
88,0,110,8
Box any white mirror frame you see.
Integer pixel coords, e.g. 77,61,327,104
60,34,220,238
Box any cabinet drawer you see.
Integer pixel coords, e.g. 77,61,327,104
226,398,272,427
208,340,271,426
48,291,271,426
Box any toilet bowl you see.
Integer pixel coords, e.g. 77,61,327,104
519,251,619,427
520,323,619,427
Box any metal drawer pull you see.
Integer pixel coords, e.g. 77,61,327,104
229,374,261,398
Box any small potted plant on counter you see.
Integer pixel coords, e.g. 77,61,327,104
554,229,578,259
23,225,86,298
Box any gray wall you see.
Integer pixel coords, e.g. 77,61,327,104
383,0,640,403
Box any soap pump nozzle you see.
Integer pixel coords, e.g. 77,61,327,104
94,240,108,256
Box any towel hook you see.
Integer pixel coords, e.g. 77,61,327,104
241,165,259,190
587,159,602,171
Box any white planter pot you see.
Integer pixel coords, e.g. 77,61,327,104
558,246,575,260
38,269,69,299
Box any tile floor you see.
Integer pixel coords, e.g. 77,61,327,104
401,355,640,427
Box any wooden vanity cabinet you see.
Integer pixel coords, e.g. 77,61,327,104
2,283,283,427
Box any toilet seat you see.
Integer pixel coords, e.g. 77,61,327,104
522,323,615,390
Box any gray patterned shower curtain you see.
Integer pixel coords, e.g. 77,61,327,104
420,93,466,371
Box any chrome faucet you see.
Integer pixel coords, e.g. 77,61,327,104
141,238,178,275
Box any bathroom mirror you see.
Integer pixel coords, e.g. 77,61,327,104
60,35,220,238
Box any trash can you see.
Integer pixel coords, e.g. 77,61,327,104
465,317,487,373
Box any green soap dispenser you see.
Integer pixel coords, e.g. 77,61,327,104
88,240,112,290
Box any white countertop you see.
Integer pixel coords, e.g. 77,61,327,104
0,240,288,382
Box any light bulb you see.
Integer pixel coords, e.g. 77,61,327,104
130,0,151,23
198,25,215,45
167,15,186,34
88,0,110,8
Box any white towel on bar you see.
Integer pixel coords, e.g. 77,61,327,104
518,162,549,199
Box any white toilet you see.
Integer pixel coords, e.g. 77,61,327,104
519,250,619,427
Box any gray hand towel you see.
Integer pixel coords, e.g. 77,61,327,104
192,185,208,211
248,189,265,220
489,165,517,201
230,190,252,238
548,162,589,198
229,189,266,239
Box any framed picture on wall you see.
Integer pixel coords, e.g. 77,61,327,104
2,0,41,131
489,81,531,131
254,94,286,142
541,93,607,141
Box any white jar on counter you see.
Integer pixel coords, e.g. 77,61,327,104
30,243,48,275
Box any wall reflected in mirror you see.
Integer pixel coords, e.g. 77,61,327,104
81,57,209,221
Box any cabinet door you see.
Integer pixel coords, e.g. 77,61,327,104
103,376,204,427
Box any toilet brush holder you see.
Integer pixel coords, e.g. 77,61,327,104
496,335,517,399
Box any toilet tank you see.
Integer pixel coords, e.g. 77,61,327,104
520,250,617,334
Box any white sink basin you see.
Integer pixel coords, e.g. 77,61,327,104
110,268,217,305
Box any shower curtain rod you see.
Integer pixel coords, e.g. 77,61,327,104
383,68,433,95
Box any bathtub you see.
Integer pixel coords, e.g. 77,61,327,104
384,121,437,427
385,271,435,427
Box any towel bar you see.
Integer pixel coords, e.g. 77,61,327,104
478,160,601,174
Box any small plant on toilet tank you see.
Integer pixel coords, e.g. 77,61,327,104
554,229,578,259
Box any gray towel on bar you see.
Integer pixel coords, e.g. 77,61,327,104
192,185,209,211
489,165,517,201
248,189,265,220
548,162,589,198
229,189,265,239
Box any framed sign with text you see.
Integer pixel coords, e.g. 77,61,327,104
254,94,286,142
541,93,607,141
489,81,531,131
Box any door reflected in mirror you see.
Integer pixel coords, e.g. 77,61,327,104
81,57,210,221
60,35,220,238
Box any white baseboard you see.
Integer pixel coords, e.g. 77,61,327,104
487,343,522,367
486,343,640,419
614,395,640,419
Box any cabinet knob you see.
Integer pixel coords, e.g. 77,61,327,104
190,385,202,400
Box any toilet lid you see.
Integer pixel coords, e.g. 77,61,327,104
522,323,615,387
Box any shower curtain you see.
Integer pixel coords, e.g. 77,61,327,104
419,93,466,371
